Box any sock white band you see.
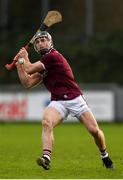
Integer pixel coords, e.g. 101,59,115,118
101,153,109,159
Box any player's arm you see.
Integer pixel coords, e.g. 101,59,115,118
24,60,45,75
16,47,45,74
15,62,42,89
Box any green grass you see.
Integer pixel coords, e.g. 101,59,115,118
0,122,123,179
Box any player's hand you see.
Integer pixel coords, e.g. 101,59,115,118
13,47,29,63
17,47,29,60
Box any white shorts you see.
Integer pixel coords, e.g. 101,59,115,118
47,95,90,119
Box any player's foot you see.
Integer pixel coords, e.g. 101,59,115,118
102,156,114,169
36,155,51,170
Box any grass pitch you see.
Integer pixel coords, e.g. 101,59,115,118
0,122,123,179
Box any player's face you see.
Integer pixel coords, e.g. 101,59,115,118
35,37,52,51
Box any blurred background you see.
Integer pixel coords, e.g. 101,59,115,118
1,0,123,122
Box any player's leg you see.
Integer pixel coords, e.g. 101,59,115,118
42,107,63,152
79,111,114,169
37,106,64,170
80,111,106,150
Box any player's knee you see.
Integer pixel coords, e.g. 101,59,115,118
42,118,53,130
89,126,100,137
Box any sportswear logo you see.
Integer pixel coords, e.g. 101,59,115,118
64,94,68,98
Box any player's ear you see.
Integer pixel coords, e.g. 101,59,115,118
50,40,53,48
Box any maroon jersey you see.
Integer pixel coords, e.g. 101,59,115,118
41,48,82,100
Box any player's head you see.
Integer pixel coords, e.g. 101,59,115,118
33,31,53,55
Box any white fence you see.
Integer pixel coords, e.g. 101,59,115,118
0,90,114,122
